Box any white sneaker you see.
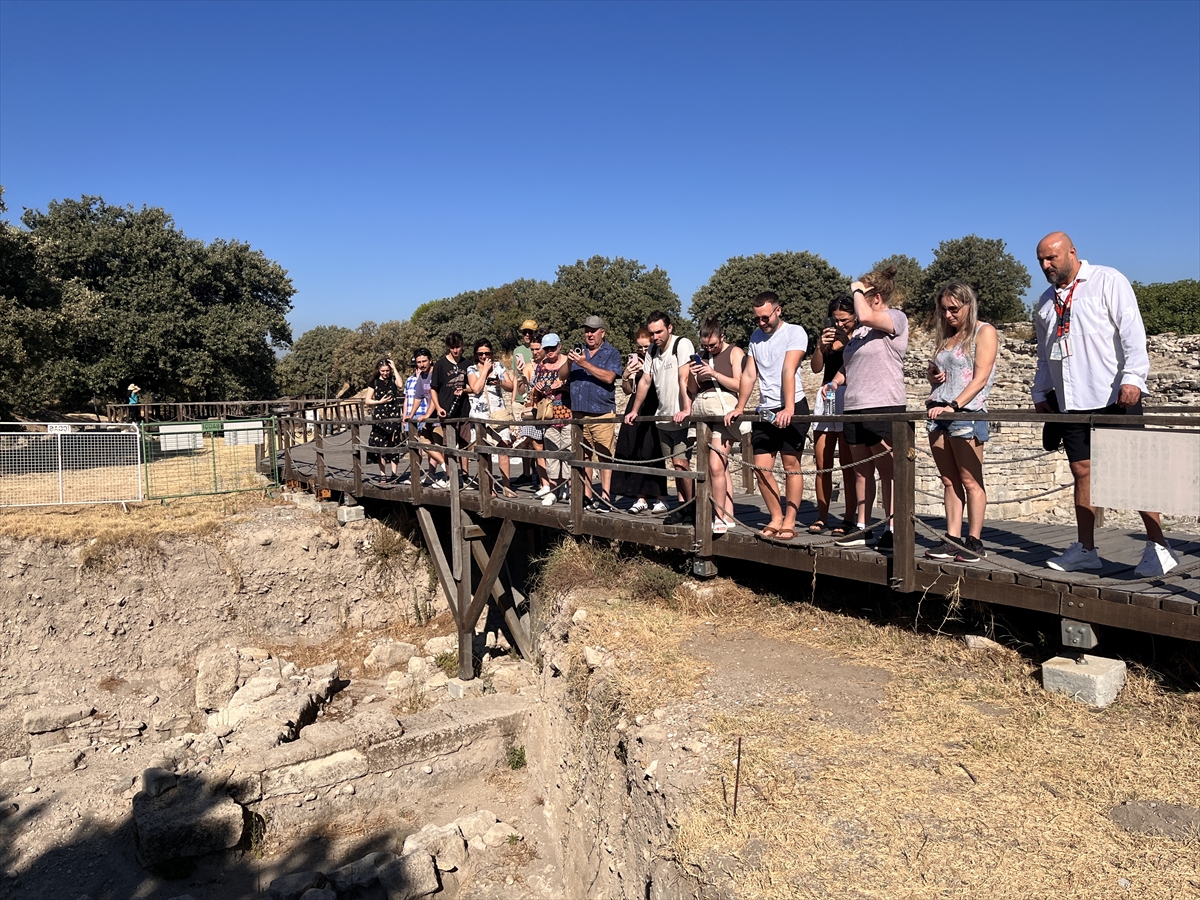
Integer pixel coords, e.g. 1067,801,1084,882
541,490,557,506
1134,540,1178,578
629,498,649,514
1047,542,1102,572
535,485,552,498
651,500,669,514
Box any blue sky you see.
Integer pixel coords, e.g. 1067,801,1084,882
2,1,1197,338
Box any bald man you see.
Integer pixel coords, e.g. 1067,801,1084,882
1031,232,1177,576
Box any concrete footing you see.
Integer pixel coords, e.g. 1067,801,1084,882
337,505,366,523
1042,655,1127,707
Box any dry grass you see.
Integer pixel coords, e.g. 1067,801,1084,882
0,491,279,568
668,599,1200,899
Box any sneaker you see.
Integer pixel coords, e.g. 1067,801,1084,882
955,535,986,563
650,500,669,514
432,476,449,489
1134,540,1179,578
663,508,693,526
583,498,601,513
875,531,894,552
629,498,649,515
925,537,957,560
541,490,557,506
1047,542,1102,572
535,485,553,498
835,528,873,548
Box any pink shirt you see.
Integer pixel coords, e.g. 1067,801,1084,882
842,309,908,410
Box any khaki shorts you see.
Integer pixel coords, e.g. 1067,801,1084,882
580,415,615,455
658,427,693,463
691,390,750,446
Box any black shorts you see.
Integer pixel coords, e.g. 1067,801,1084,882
1044,396,1144,464
751,398,810,457
844,405,906,446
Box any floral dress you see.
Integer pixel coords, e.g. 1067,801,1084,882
367,375,404,463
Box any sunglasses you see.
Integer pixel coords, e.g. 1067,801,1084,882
476,352,492,358
753,307,780,323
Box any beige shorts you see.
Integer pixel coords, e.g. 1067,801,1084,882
579,416,615,455
691,391,750,445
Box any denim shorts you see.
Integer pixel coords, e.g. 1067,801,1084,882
926,417,990,442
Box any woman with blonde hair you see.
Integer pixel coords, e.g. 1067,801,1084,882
923,281,998,563
825,265,908,551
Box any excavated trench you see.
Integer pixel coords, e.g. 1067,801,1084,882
0,501,702,899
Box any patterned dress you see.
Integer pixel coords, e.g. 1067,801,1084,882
367,375,404,464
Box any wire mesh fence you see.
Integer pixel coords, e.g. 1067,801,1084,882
141,418,279,499
0,423,143,507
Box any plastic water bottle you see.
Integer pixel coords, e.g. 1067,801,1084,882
823,383,837,418
760,409,777,425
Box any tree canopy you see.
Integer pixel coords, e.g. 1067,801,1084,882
690,251,849,348
0,194,294,416
1133,279,1200,335
275,325,353,397
916,235,1030,323
868,254,925,310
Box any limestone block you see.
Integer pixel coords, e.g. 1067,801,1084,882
401,823,468,871
482,822,521,846
23,705,94,734
378,851,440,900
423,635,457,656
446,678,481,700
386,672,415,694
140,767,178,798
366,642,418,671
336,505,365,523
195,647,240,712
267,871,325,900
1042,655,1127,707
31,747,85,777
133,779,245,867
327,851,396,892
0,755,32,788
261,749,368,798
29,730,68,751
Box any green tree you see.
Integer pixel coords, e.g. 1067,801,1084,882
690,251,849,348
276,325,353,397
917,235,1030,323
1133,279,1200,335
330,319,432,393
412,278,556,354
8,195,295,411
868,254,925,311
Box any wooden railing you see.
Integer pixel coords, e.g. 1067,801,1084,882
107,398,364,424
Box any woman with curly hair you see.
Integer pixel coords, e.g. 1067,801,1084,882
365,357,404,483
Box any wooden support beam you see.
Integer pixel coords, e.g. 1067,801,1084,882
469,541,535,661
478,451,492,519
351,422,362,496
570,423,584,534
466,518,517,628
457,521,473,680
416,507,458,619
890,419,916,593
408,441,424,506
315,427,326,489
447,426,462,580
695,421,713,558
740,431,755,495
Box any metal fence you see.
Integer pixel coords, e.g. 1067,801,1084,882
141,418,279,499
0,423,143,507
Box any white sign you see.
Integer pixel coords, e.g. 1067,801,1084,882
1091,428,1200,516
46,423,72,434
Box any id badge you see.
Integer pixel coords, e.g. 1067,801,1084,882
1050,338,1069,361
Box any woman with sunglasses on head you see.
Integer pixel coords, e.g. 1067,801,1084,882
466,337,518,496
826,265,908,551
922,281,997,563
365,357,404,483
809,294,858,536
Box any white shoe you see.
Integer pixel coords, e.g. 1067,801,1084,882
535,485,552,498
629,498,649,514
1047,542,1102,572
1134,540,1178,578
651,501,669,514
541,491,557,506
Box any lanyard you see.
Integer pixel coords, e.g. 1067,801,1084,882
1053,280,1078,340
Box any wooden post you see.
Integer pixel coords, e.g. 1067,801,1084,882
315,425,326,490
457,521,473,680
478,448,492,519
740,431,755,496
416,507,457,618
283,420,295,482
890,419,916,593
447,425,462,580
695,420,713,557
570,422,584,533
351,422,362,496
409,438,424,506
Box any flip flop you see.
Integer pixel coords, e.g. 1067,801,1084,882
775,528,796,541
807,520,827,535
757,526,779,538
712,520,729,535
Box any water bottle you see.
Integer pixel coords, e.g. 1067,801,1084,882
823,383,837,418
760,409,777,425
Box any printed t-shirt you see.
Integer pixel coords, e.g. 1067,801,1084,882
430,355,467,417
842,309,909,410
466,361,509,418
648,335,694,424
747,322,809,409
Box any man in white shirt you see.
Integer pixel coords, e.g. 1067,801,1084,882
1032,231,1176,576
625,310,695,525
725,291,810,541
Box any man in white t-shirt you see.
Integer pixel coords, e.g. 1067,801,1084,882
625,310,695,525
725,291,810,540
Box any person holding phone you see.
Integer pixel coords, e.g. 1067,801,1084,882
613,327,668,513
467,337,518,497
429,332,470,487
566,315,623,511
674,317,746,534
365,357,404,483
810,295,858,536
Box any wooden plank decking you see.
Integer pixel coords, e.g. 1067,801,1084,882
275,427,1200,642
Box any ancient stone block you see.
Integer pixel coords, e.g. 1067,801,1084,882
133,779,245,867
195,647,240,712
23,704,94,734
31,747,85,777
378,851,440,900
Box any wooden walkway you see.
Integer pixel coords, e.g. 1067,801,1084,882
276,424,1200,645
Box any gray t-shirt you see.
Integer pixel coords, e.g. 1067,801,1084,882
648,335,694,426
747,322,808,409
842,309,909,410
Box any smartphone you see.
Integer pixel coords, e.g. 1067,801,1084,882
824,317,836,330
628,353,639,368
574,343,584,355
690,353,704,367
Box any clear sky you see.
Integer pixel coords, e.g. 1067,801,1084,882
2,0,1197,338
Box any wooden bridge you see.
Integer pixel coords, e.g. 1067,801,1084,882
272,410,1200,679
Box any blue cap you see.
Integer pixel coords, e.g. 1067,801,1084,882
542,332,561,347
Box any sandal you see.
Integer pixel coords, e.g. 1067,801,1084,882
712,519,729,536
831,520,853,537
807,520,827,535
775,528,796,541
757,526,779,539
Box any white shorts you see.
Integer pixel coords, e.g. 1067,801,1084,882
692,390,751,444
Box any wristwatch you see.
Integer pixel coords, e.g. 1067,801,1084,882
947,400,961,411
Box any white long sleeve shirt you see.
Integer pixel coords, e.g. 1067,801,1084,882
1031,260,1150,411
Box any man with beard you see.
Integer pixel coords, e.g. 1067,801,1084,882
1032,231,1176,576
